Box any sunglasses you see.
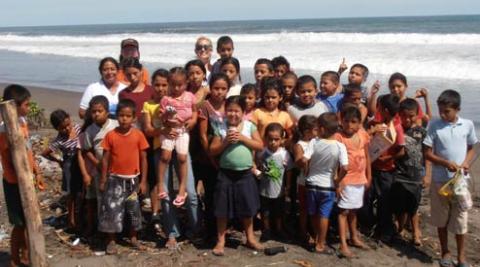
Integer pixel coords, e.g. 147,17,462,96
195,44,211,51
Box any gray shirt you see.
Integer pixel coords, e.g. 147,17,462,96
287,101,329,122
257,147,293,198
81,118,118,160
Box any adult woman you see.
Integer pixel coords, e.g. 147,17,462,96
194,37,213,80
79,57,126,118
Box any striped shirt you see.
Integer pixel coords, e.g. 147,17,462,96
49,124,81,156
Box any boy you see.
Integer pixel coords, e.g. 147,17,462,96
272,56,291,78
392,99,430,246
341,86,368,123
0,84,44,267
80,95,118,235
256,123,293,241
254,58,275,91
340,63,369,104
370,94,405,243
303,112,348,254
318,71,344,113
212,36,234,75
424,90,477,267
287,75,328,123
99,99,149,254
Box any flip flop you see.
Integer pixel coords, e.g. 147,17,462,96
315,248,335,255
439,258,454,267
173,193,188,206
457,262,470,267
158,191,169,199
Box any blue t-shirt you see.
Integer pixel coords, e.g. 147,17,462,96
317,93,344,113
423,117,478,183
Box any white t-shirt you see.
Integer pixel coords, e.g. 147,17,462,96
304,139,348,188
296,140,310,186
79,80,127,116
226,83,242,98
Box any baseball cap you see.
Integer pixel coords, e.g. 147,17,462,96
121,38,139,49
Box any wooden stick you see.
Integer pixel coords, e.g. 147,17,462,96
0,100,47,267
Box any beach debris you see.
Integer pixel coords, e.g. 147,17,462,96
72,238,80,246
0,228,8,241
94,251,106,256
264,246,287,256
293,259,314,267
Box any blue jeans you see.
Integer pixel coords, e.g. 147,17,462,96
156,150,200,238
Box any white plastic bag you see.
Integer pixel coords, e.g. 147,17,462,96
453,170,473,211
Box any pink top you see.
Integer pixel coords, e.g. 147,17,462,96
334,129,370,185
160,91,197,123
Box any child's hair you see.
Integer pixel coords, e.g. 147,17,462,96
351,63,369,79
169,66,188,80
254,58,274,73
264,122,286,138
151,68,169,81
185,59,207,76
116,98,136,115
50,109,70,129
321,71,340,84
98,57,119,74
220,57,241,82
209,72,231,89
379,94,400,117
297,115,317,141
217,35,234,50
318,112,339,137
121,57,142,71
281,71,298,81
226,95,247,112
271,56,290,70
344,85,363,99
89,95,109,111
240,83,257,96
2,84,31,106
388,72,407,86
341,105,361,122
437,89,461,109
399,98,419,113
259,77,285,110
296,75,317,90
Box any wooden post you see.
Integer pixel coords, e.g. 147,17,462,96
0,100,47,267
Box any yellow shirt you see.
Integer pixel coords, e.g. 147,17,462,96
250,108,294,138
142,100,163,149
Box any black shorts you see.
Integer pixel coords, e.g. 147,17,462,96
62,153,83,195
391,181,422,216
3,179,25,227
260,196,285,219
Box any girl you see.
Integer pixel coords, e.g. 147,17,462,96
220,57,242,97
185,59,210,106
42,110,82,231
157,67,197,207
209,95,264,256
240,83,257,121
142,69,169,225
250,77,294,139
118,58,153,122
292,115,318,245
198,73,230,239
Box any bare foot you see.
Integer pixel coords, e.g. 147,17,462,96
165,237,178,250
212,241,225,256
338,246,354,259
246,240,264,251
130,238,146,251
349,238,369,250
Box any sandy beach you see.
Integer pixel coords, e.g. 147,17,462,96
0,82,479,267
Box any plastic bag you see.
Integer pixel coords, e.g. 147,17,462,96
438,170,472,211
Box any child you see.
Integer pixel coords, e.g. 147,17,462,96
292,115,318,245
254,58,275,92
318,71,344,113
334,105,371,258
240,83,258,121
250,77,294,139
99,99,149,254
185,59,209,105
287,75,328,123
42,109,82,231
342,86,368,123
198,73,230,239
272,56,291,78
370,94,405,243
303,112,348,254
142,69,169,226
423,90,477,267
341,63,369,104
80,96,118,235
256,123,293,241
220,57,242,97
157,67,197,206
209,95,264,255
281,71,298,108
392,99,430,246
0,84,44,266
212,35,234,75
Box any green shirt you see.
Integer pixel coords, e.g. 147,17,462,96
216,121,256,171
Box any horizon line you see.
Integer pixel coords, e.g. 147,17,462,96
1,13,479,29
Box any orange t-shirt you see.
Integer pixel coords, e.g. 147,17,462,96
334,129,370,185
250,108,294,138
0,119,35,184
117,67,151,86
102,128,149,176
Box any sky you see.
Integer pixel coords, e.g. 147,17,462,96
1,0,480,27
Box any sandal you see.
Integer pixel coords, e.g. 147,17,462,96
106,241,118,255
158,191,169,199
439,258,454,267
173,193,188,207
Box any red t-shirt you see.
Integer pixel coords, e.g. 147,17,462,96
119,85,153,119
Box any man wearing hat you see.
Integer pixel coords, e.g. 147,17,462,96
117,38,151,85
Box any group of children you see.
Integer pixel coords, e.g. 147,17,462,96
0,35,477,267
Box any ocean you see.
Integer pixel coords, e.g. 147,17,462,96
0,15,479,128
